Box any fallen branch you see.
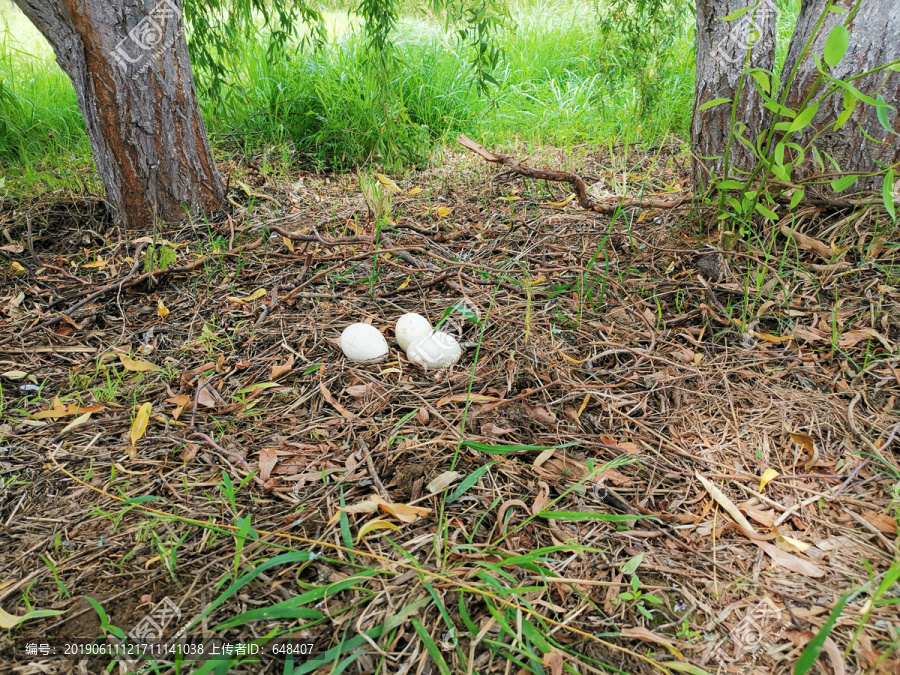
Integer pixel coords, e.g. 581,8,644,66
457,134,689,213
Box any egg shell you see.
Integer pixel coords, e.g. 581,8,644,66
395,313,433,351
406,331,462,369
340,323,389,362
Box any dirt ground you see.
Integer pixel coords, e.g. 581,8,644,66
1,143,899,674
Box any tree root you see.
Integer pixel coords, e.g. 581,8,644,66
457,134,689,213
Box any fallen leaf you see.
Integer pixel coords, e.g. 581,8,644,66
776,533,811,554
436,393,499,407
861,510,896,534
415,408,430,425
378,500,431,523
790,432,818,468
542,649,565,675
531,481,551,516
375,173,402,193
270,353,294,379
356,519,400,542
756,541,824,577
258,447,277,482
81,259,107,269
522,403,557,426
319,380,357,419
227,288,267,304
9,262,26,275
130,403,152,448
118,353,162,372
696,473,757,536
546,194,575,208
839,328,892,351
436,206,452,217
620,626,684,659
60,411,92,435
759,468,779,492
157,299,169,317
481,422,516,437
407,187,422,195
427,471,462,494
538,457,631,486
282,236,295,252
780,224,835,260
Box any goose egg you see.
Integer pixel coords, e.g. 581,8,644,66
340,323,388,362
406,331,462,369
395,312,433,351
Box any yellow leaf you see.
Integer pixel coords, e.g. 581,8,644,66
60,411,92,435
356,519,401,542
577,393,590,418
754,331,793,344
0,605,63,629
436,206,452,217
497,196,520,202
407,187,422,195
377,367,402,376
118,354,162,372
157,299,169,317
759,468,779,492
282,236,295,253
776,533,811,554
228,288,267,304
10,262,25,275
546,194,575,208
130,402,152,448
555,349,590,364
81,259,108,269
375,173,402,193
396,276,410,291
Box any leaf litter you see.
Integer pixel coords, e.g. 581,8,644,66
1,142,899,673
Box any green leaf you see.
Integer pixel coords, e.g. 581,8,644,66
875,94,899,135
410,616,452,675
834,92,857,131
789,105,818,133
698,98,732,112
236,382,281,395
830,175,858,193
749,70,771,95
823,25,849,67
794,593,850,674
715,180,745,191
789,190,805,209
755,203,779,221
302,364,323,375
720,7,751,21
621,553,644,575
122,495,159,504
883,169,896,220
460,440,578,455
0,607,65,630
447,462,495,502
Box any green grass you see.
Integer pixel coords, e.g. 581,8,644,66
1,0,695,188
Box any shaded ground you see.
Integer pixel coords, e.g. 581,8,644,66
1,143,899,674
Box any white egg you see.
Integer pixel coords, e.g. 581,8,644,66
406,331,462,369
395,313,433,351
339,323,388,362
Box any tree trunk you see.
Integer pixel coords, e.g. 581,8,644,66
13,0,223,228
692,0,777,190
780,0,900,193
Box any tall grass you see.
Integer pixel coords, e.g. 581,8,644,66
1,1,695,185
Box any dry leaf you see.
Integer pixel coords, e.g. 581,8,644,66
620,626,684,659
407,187,422,195
539,457,631,486
319,380,357,419
427,471,462,494
436,393,498,407
270,354,294,379
776,533,811,554
542,650,565,675
481,423,516,437
531,481,551,516
861,510,896,534
377,500,431,523
436,206,452,217
696,473,757,536
130,403,152,448
756,541,824,578
780,224,835,260
415,408,430,425
258,447,277,483
118,353,162,372
522,403,557,425
839,328,892,351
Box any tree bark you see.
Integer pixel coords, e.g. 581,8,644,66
13,0,224,228
692,0,777,190
780,0,900,193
